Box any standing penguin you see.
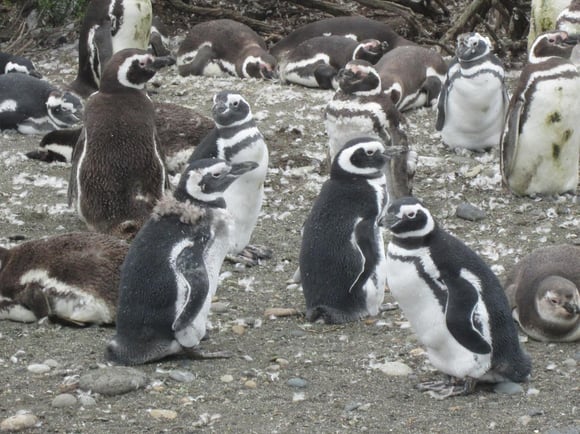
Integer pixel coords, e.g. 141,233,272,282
0,232,128,326
556,0,580,35
105,158,258,365
501,31,580,196
504,244,580,343
69,48,174,238
384,197,531,397
300,137,391,324
0,52,41,77
176,19,276,79
436,32,509,151
187,91,270,265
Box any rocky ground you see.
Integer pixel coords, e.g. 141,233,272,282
1,19,579,434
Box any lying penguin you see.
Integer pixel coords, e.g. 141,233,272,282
0,232,128,326
0,52,41,77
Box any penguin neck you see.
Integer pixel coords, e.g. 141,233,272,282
389,234,430,250
173,190,226,209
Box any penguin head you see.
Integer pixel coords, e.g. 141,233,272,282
175,158,258,206
332,137,392,179
537,276,580,321
100,49,175,92
337,60,381,96
242,52,278,80
46,90,83,129
352,39,388,64
456,32,491,62
529,31,577,63
383,196,436,239
1,54,42,78
212,91,253,128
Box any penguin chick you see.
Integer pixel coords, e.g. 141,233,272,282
384,197,531,398
0,232,128,326
105,158,258,365
504,244,580,342
187,91,270,266
0,52,42,77
436,32,509,151
300,137,393,324
501,31,580,196
68,48,175,238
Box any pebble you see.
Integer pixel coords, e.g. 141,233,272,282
231,325,246,335
220,374,234,383
169,370,194,383
494,381,524,395
562,358,577,368
344,402,362,412
51,393,77,408
244,380,257,389
546,363,557,371
78,395,97,407
27,363,51,374
264,307,299,318
210,302,229,313
79,367,148,396
574,351,580,362
276,358,289,367
0,413,39,432
518,415,532,426
292,392,306,402
527,388,540,396
371,361,413,376
43,359,59,368
148,409,178,420
287,377,308,388
456,202,486,221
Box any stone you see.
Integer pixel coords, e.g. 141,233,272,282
494,381,524,395
169,370,194,383
287,377,308,388
231,325,246,335
456,202,486,221
210,302,229,313
79,367,148,396
51,393,77,408
27,363,51,374
220,374,234,383
371,361,413,376
78,395,97,407
0,413,38,432
244,380,257,389
149,409,178,420
264,307,299,318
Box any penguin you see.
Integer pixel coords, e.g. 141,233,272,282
0,232,128,326
501,31,580,196
374,45,447,112
528,0,570,48
0,52,42,77
279,36,387,89
176,19,276,79
436,32,509,152
384,197,532,398
70,0,152,98
187,91,270,265
149,15,171,57
68,48,174,238
300,137,392,324
269,16,414,60
556,0,580,35
504,244,580,343
0,73,83,134
105,158,258,365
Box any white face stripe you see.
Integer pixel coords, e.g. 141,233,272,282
343,63,382,96
185,162,229,202
337,140,385,175
117,53,153,89
242,55,265,78
392,203,435,238
214,94,253,128
529,32,569,63
5,62,29,74
177,41,212,66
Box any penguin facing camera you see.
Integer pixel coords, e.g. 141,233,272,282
105,158,258,365
0,52,41,77
505,244,580,343
384,197,531,398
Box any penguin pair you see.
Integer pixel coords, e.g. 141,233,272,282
176,19,276,79
69,48,175,238
106,158,257,365
279,36,387,89
384,197,532,398
436,32,509,152
0,52,41,77
0,73,83,134
187,90,270,265
0,232,128,326
505,244,580,343
501,30,580,196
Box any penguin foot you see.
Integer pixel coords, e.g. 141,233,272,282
416,377,477,399
183,347,233,360
227,244,273,266
26,149,67,163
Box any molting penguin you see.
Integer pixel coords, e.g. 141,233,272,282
279,36,387,89
0,74,83,134
300,137,391,324
69,49,174,238
176,19,276,79
504,244,580,343
270,16,414,60
501,31,580,197
105,158,258,365
70,0,153,98
374,45,447,112
436,32,509,152
0,52,41,77
528,0,570,48
556,0,580,34
0,232,128,325
384,197,531,398
187,91,270,265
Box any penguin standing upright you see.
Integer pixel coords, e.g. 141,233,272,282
504,244,580,343
105,158,258,365
187,91,270,265
557,0,580,34
501,31,580,196
300,137,391,324
0,52,41,77
436,32,509,151
69,49,174,238
384,197,531,398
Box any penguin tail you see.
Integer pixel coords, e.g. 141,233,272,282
306,305,365,324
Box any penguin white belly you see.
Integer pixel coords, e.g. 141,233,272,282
509,79,580,195
442,73,506,150
0,296,37,322
386,248,491,379
282,54,331,88
364,232,387,315
111,0,152,53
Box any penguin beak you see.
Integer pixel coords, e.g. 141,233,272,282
29,69,43,79
382,211,400,229
212,100,228,115
150,56,176,70
563,302,580,314
229,161,258,177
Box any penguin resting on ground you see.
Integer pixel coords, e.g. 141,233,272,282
501,30,580,196
187,91,270,266
105,158,258,365
384,197,531,398
0,52,41,77
68,48,174,238
436,32,509,151
0,232,128,325
504,244,580,343
300,137,393,324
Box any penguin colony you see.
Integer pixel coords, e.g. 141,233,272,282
1,2,580,404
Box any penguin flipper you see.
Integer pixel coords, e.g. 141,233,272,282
187,128,219,162
349,218,376,293
500,99,523,180
442,272,492,355
93,21,113,77
0,111,28,130
435,80,448,131
314,64,338,89
189,45,218,76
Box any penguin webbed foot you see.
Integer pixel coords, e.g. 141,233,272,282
226,244,273,266
416,376,477,399
183,346,233,360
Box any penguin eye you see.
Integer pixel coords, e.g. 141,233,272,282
366,148,376,156
53,107,62,113
406,211,417,219
232,100,239,107
548,38,556,43
212,171,221,178
550,298,559,305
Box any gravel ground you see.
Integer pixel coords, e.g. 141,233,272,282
0,41,579,434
